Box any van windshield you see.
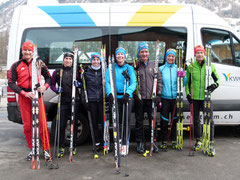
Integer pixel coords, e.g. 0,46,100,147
22,27,187,68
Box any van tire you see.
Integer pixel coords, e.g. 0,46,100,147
50,112,90,146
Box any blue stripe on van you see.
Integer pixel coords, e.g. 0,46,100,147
38,6,96,27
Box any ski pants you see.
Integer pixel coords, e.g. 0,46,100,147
59,102,80,148
118,98,133,146
18,94,50,150
88,101,103,145
134,99,157,143
160,98,177,142
193,100,214,141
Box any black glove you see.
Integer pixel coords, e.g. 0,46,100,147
153,94,161,105
122,93,130,104
108,93,113,107
187,94,193,104
133,94,143,106
207,83,218,93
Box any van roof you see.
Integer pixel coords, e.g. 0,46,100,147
15,3,229,28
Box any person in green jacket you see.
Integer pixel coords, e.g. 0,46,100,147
185,45,220,157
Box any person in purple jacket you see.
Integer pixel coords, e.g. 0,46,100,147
51,52,82,158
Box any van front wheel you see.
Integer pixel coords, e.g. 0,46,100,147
50,112,90,146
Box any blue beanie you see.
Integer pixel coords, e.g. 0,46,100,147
115,47,126,58
90,52,101,62
165,48,176,59
137,42,149,58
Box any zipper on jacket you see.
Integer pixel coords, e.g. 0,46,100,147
28,65,31,90
170,66,173,99
199,65,202,99
96,71,99,101
144,66,148,99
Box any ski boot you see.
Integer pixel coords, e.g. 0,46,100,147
160,141,167,151
153,142,159,153
171,141,177,149
26,150,33,161
194,139,202,151
73,147,77,156
57,147,65,158
136,142,145,154
43,150,51,161
207,141,215,157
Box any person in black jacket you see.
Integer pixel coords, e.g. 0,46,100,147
51,52,82,158
84,52,103,150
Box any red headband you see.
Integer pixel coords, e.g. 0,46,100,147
22,41,34,51
194,45,205,55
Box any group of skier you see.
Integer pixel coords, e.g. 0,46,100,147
8,40,220,168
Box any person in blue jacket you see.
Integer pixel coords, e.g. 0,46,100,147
106,47,137,155
159,48,186,150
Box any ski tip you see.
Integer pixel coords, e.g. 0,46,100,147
31,158,36,170
94,154,99,159
36,157,40,170
37,162,40,170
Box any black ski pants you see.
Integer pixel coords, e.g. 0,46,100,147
118,98,133,145
134,99,156,143
193,100,214,141
59,102,80,148
88,101,103,144
160,98,177,142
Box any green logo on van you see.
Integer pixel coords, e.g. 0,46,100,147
223,73,240,82
223,73,231,81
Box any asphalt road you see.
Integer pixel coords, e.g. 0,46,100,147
0,105,240,180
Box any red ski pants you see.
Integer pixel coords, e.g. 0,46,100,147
18,95,50,150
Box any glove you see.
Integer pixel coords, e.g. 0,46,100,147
207,84,218,93
153,94,161,105
133,94,143,106
57,87,63,94
73,80,83,88
108,93,113,107
187,94,193,104
122,93,130,104
177,70,186,77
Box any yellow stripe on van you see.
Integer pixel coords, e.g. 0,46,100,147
127,5,184,26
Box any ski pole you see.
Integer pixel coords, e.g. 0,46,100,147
189,58,194,156
124,80,130,177
53,69,63,164
166,101,177,148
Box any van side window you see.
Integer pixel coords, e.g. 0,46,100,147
22,27,187,68
201,28,240,67
116,27,187,65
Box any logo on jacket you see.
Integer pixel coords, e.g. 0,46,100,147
21,67,25,71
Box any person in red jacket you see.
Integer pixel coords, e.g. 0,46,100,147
8,41,51,161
